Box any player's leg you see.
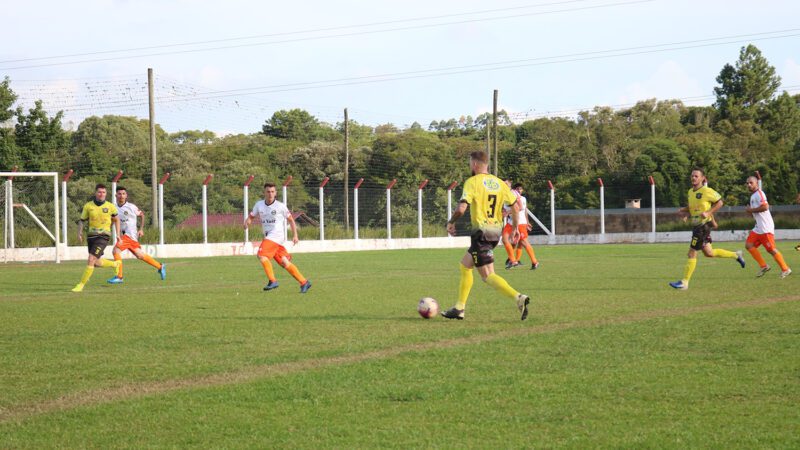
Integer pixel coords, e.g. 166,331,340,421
501,224,517,268
518,225,538,268
278,252,311,293
442,252,474,320
107,247,125,284
131,243,165,279
257,240,279,290
745,232,769,277
763,234,790,277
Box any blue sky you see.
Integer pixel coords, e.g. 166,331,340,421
2,0,799,135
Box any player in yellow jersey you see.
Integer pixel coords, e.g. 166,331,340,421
71,184,121,292
669,168,745,290
442,151,531,320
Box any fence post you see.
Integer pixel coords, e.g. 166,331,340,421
386,179,397,240
649,176,656,242
354,178,364,240
282,176,292,242
243,175,254,243
319,177,329,241
110,170,124,246
61,169,73,246
418,179,428,239
7,166,17,249
598,178,605,237
202,174,213,244
447,181,458,239
755,170,762,190
158,172,171,245
548,180,555,242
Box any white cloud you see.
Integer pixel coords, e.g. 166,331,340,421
617,60,707,106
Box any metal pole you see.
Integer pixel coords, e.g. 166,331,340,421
158,183,164,245
418,179,428,239
386,179,396,240
343,108,349,231
548,180,555,237
319,177,329,242
53,176,60,263
61,180,68,245
243,175,254,243
650,176,656,239
599,178,605,235
3,181,8,250
492,89,498,176
282,180,288,242
148,68,158,228
353,178,363,240
8,179,14,249
202,184,208,244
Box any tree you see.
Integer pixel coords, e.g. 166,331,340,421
0,77,18,169
14,100,69,172
714,45,781,121
262,109,335,142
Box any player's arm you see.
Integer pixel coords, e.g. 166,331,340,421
510,200,521,243
287,212,299,244
745,202,769,213
702,199,724,219
446,201,468,236
244,212,255,229
112,214,121,239
77,205,88,243
137,210,145,237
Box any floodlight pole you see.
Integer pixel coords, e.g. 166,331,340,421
61,169,73,246
319,177,329,241
354,178,363,240
158,172,170,245
282,175,292,242
243,175,254,243
202,174,213,244
418,179,428,239
386,179,397,239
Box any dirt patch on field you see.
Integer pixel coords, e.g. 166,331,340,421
2,295,797,423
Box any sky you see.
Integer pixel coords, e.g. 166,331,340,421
2,0,799,135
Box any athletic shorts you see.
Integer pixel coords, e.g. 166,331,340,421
502,223,528,242
115,234,141,253
468,230,500,268
258,239,291,264
87,235,110,257
746,231,776,252
690,222,713,251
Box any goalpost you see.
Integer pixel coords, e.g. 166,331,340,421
1,172,61,263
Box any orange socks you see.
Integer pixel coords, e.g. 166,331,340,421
260,258,276,282
141,254,162,270
772,251,789,271
504,241,516,262
114,253,123,277
747,247,767,268
284,262,307,285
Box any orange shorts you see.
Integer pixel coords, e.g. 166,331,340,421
258,239,291,264
115,235,141,253
503,223,529,242
746,231,776,252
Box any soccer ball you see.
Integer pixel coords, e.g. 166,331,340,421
417,297,439,319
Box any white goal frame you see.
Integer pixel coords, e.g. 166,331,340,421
1,172,61,263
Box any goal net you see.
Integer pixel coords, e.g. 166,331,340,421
1,172,60,263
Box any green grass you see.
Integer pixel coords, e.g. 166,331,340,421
1,243,799,448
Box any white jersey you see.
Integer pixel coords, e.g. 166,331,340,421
251,199,290,244
117,202,141,242
749,189,774,234
504,190,527,225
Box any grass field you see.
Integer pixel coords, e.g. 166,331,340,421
1,243,799,448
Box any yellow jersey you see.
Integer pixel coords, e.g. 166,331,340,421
80,200,118,237
460,173,518,234
686,185,721,225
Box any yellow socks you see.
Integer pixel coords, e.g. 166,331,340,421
712,248,737,258
260,259,276,282
747,248,767,268
141,254,161,270
114,253,123,277
284,262,307,285
79,265,94,285
682,258,697,285
456,264,473,310
485,273,519,300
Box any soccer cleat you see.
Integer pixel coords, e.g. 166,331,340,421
300,280,312,293
263,281,279,291
516,294,530,321
441,307,465,320
795,244,800,251
531,262,539,270
505,261,521,270
669,281,688,290
781,269,792,279
735,251,746,268
756,266,771,278
71,283,84,293
107,276,124,284
158,264,167,280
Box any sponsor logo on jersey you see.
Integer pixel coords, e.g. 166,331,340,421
696,193,702,199
483,178,500,190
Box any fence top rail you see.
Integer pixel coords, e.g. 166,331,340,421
0,172,58,177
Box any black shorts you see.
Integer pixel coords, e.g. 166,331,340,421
468,230,500,267
87,235,110,257
690,222,713,251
